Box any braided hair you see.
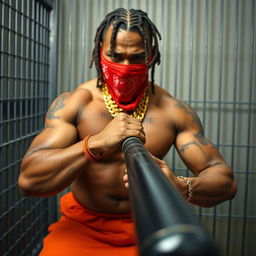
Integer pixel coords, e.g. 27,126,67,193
90,8,161,94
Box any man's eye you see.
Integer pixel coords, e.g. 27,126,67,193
111,55,121,62
132,56,145,63
137,56,145,61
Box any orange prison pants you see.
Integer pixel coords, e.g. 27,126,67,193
39,192,138,256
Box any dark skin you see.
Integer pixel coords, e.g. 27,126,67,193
18,26,237,214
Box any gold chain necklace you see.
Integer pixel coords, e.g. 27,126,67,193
102,83,149,121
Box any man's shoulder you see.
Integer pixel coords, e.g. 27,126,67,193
153,85,202,127
76,78,97,90
46,80,99,125
61,78,99,103
153,85,179,108
74,78,104,100
50,79,98,112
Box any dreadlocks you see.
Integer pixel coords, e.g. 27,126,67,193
89,8,161,94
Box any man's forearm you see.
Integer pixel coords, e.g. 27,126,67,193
176,165,237,207
18,140,87,196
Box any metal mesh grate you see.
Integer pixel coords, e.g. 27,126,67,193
0,0,54,255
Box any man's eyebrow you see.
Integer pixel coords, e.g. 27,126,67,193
131,52,146,56
106,51,121,56
107,51,145,56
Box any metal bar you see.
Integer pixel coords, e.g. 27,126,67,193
159,0,164,87
227,0,239,255
122,137,219,256
32,0,37,130
0,9,3,228
9,2,16,249
0,6,8,256
174,0,179,98
48,0,58,103
216,0,224,155
85,0,91,81
6,1,10,147
216,0,225,249
36,0,40,125
171,0,180,177
188,0,194,105
127,0,131,10
80,0,86,83
42,5,47,103
202,0,217,239
19,1,24,140
67,0,73,91
0,2,3,147
186,0,194,178
199,0,210,223
202,0,209,129
47,0,59,226
13,0,18,154
241,0,255,255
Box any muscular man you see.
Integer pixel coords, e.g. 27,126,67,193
18,8,237,256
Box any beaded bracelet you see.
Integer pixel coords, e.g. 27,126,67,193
83,135,102,162
177,176,193,201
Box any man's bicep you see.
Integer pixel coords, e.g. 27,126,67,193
27,92,79,150
44,92,71,127
175,130,223,176
31,90,84,150
26,122,78,155
44,89,91,129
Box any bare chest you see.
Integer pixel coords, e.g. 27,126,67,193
76,101,176,158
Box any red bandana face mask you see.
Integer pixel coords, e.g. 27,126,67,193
100,51,149,111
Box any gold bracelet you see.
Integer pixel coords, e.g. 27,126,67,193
177,176,193,201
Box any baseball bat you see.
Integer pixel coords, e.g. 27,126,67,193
122,137,219,256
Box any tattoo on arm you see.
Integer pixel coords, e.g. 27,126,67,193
46,94,69,120
175,101,203,129
179,140,206,157
194,132,216,148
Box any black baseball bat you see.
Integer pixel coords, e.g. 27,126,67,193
122,137,219,256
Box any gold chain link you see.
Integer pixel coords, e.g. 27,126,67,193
102,83,149,121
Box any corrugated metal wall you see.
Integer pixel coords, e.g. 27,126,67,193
57,1,256,256
0,0,58,255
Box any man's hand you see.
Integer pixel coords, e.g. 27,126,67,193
123,153,178,189
88,113,145,154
